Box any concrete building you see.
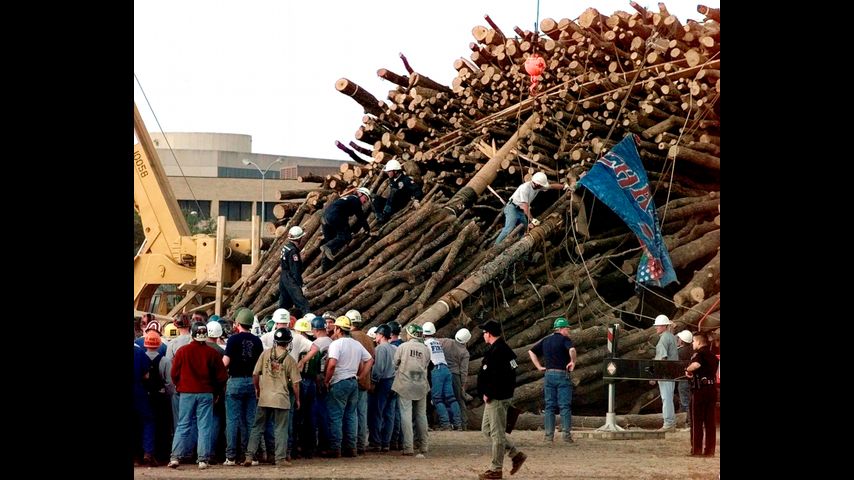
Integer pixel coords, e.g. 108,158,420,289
149,132,345,238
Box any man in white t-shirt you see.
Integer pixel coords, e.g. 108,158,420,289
261,309,292,350
495,172,572,244
324,316,373,457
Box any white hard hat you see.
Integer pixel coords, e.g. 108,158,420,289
676,330,693,343
345,309,363,324
288,225,305,239
455,328,472,344
653,314,672,326
422,321,436,336
367,326,378,339
384,159,402,172
532,172,549,187
206,321,223,339
356,187,371,198
272,308,291,324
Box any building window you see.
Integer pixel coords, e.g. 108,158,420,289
256,202,276,220
177,200,211,218
218,167,281,179
219,201,253,221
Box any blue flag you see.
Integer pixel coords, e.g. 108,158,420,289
576,135,677,288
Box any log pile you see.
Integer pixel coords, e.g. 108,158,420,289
227,3,720,418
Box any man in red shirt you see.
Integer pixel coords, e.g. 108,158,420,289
168,323,229,470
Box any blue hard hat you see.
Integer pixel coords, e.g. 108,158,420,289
310,316,326,330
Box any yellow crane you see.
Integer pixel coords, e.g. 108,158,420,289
133,102,252,315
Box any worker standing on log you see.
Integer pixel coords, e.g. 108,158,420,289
279,226,310,317
494,172,572,245
319,188,372,271
372,159,423,225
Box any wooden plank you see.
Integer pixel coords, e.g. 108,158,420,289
215,216,227,316
187,276,245,314
176,282,232,296
251,214,260,267
166,280,210,317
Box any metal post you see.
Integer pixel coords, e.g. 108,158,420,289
243,158,283,227
597,323,626,432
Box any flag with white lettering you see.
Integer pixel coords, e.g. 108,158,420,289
576,135,677,288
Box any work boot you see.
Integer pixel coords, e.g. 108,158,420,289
167,460,179,469
142,453,158,467
510,451,527,475
478,469,503,479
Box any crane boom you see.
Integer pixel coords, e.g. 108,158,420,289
133,102,250,313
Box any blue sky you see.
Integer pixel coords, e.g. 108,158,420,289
134,0,720,161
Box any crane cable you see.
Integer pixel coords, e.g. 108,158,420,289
134,73,208,222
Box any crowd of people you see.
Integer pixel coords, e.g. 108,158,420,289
133,307,494,471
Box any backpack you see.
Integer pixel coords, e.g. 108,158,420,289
143,353,165,394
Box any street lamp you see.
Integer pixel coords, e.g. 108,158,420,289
242,158,284,224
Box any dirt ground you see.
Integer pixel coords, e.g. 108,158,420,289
133,427,720,479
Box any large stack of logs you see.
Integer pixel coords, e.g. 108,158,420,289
228,3,720,421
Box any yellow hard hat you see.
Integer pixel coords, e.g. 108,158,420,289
334,315,352,331
294,317,312,333
163,322,178,338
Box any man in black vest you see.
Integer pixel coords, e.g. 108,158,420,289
279,226,309,316
372,159,423,225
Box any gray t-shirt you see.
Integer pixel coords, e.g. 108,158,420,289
438,337,469,376
312,335,333,373
655,331,679,361
372,342,398,381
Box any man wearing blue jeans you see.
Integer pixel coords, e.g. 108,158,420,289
324,316,373,457
168,323,228,470
422,322,463,430
528,317,577,443
495,172,571,245
222,309,264,465
651,315,679,431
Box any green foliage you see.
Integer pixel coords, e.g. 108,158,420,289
133,208,217,257
133,210,145,256
182,208,216,236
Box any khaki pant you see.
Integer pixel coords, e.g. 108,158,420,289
481,398,519,471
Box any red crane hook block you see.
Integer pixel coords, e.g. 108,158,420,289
524,54,546,95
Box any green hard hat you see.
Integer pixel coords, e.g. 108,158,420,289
406,323,423,338
235,308,255,327
553,317,570,329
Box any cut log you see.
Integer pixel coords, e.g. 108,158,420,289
335,78,384,117
673,251,720,307
277,189,332,201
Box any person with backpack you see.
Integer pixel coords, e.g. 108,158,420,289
142,330,171,464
